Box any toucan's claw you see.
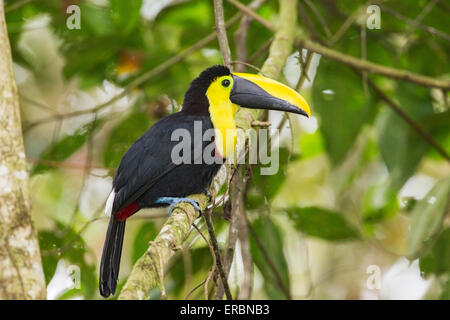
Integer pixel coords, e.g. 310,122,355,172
155,197,201,216
202,189,212,202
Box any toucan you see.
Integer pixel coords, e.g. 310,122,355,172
100,65,310,297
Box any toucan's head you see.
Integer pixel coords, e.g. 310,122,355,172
182,65,311,159
183,65,311,117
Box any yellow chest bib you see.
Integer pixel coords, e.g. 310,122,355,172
206,83,238,159
209,103,237,159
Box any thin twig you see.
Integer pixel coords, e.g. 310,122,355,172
214,166,241,300
5,0,34,13
231,60,262,73
190,223,217,300
381,3,450,42
26,157,113,172
303,0,332,38
203,210,233,300
328,6,364,46
235,169,253,300
296,49,313,91
213,0,232,68
234,0,266,72
297,0,324,43
396,0,440,57
20,95,58,114
248,38,273,63
226,0,274,31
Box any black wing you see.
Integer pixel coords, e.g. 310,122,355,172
111,111,211,214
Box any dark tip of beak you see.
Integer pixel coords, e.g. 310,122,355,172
296,108,309,118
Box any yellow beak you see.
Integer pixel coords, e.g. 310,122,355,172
230,72,311,117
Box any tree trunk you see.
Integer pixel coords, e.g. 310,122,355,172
0,2,46,299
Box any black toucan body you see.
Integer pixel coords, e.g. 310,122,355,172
99,65,310,297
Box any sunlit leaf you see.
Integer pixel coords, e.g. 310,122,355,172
407,178,450,259
287,206,361,240
299,130,325,159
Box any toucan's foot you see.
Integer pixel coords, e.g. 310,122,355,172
202,189,212,202
155,197,201,217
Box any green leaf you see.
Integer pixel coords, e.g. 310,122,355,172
81,3,113,36
299,130,325,159
103,108,152,168
131,222,159,264
376,83,436,189
249,215,290,299
419,228,450,277
32,118,102,175
109,0,143,35
286,207,361,240
63,36,120,79
407,177,450,259
312,60,377,164
168,247,213,298
362,182,398,226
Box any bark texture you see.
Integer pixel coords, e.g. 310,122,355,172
0,2,46,300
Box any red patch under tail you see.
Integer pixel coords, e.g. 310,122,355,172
114,202,139,221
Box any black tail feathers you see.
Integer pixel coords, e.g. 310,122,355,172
99,217,126,298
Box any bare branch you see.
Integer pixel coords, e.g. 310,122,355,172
204,210,233,300
213,0,232,68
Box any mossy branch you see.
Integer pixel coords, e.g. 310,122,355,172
118,194,209,299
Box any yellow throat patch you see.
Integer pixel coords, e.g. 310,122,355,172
205,75,238,160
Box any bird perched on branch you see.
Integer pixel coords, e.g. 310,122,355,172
100,65,310,298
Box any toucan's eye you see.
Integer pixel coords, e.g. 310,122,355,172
221,79,230,87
